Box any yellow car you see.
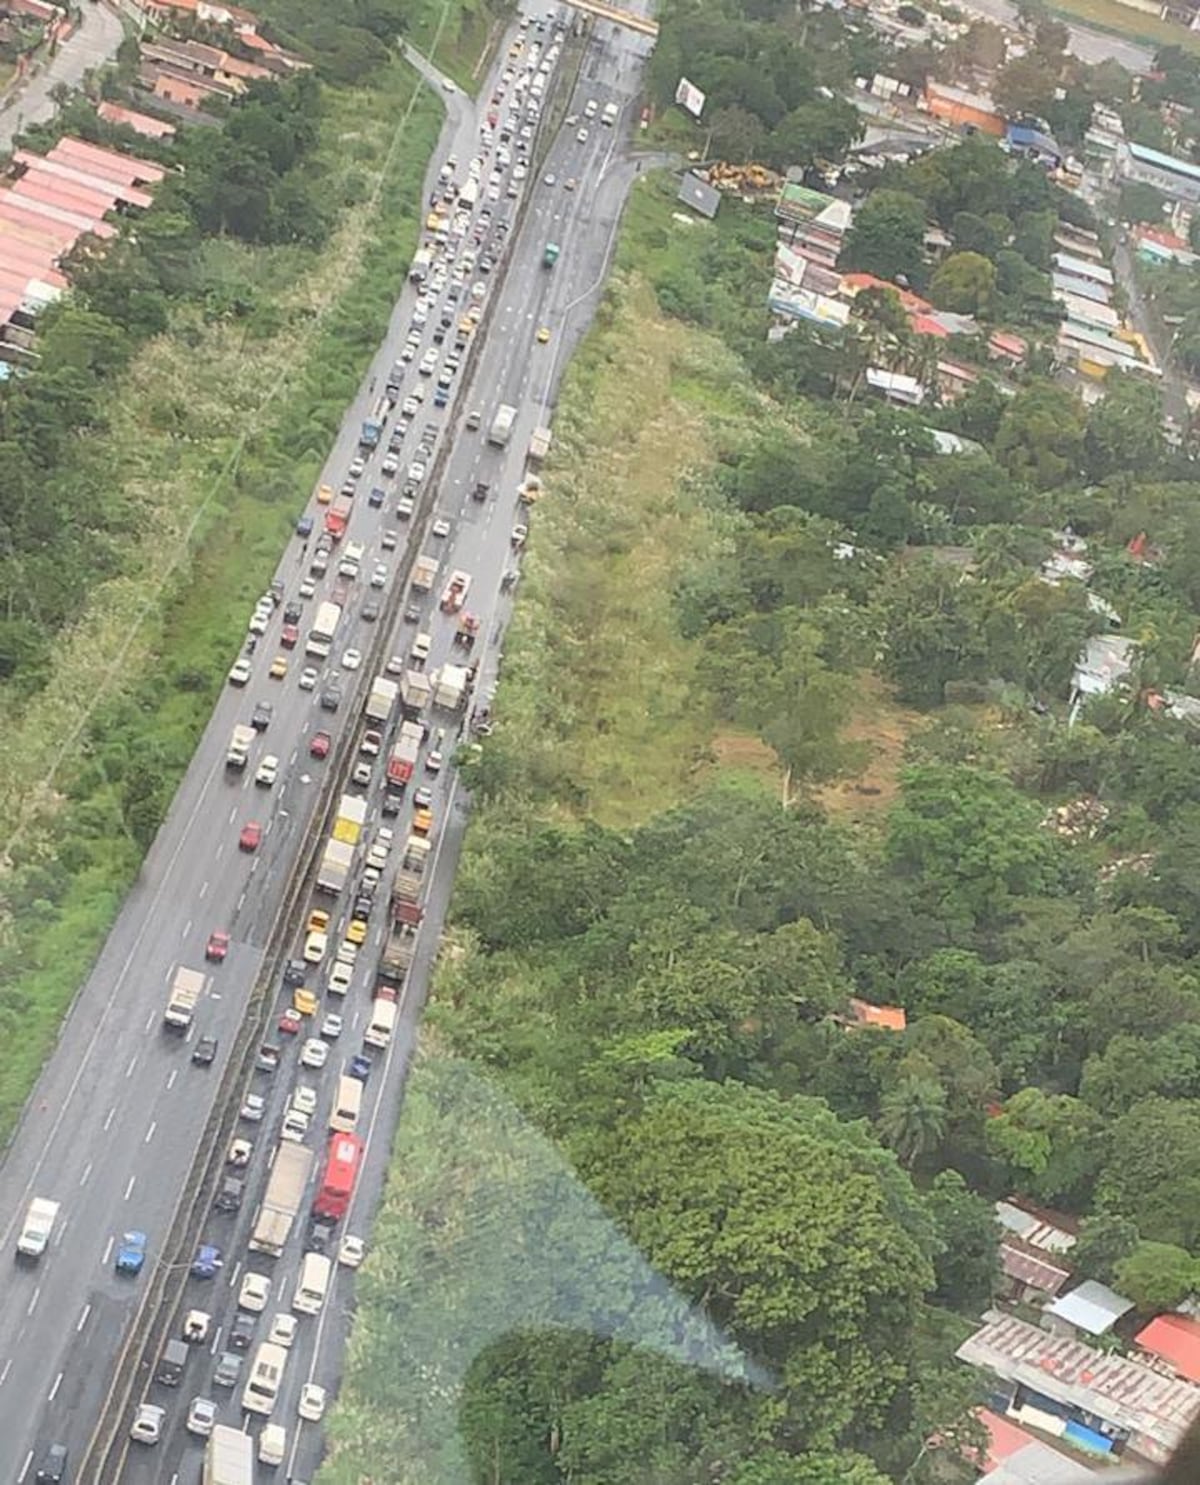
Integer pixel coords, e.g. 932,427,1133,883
293,986,320,1017
346,917,367,946
536,326,550,344
316,483,334,505
269,655,288,680
426,210,444,231
412,807,434,836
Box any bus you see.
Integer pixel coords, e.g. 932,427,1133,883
330,1074,363,1134
313,1132,364,1223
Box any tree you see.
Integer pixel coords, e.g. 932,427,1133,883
994,381,1086,489
926,1170,998,1312
877,1072,948,1168
1097,1097,1200,1247
1119,180,1167,226
874,558,992,706
710,105,768,163
1084,372,1164,481
994,52,1061,119
985,1088,1104,1207
766,99,862,174
1115,1241,1199,1312
929,251,996,316
839,189,927,285
1072,1214,1140,1285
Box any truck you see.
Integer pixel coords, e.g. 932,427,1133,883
386,720,424,787
489,403,517,448
378,919,417,984
324,494,353,542
16,1198,59,1260
403,833,432,874
249,1141,315,1256
543,241,560,267
399,669,432,718
164,966,207,1033
317,838,355,894
432,663,470,710
333,793,368,846
409,247,432,283
529,426,553,462
455,612,480,649
457,178,479,210
411,554,440,593
360,396,390,450
306,601,342,660
440,570,470,612
226,724,255,770
204,1423,255,1485
364,676,399,725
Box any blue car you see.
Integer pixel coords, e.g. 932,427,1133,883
348,1053,372,1082
191,1243,224,1280
296,514,315,538
115,1230,148,1276
368,486,386,509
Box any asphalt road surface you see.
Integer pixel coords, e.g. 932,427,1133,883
0,3,655,1482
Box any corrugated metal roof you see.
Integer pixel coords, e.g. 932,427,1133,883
16,150,154,208
51,137,165,185
1137,1314,1200,1383
1128,140,1200,183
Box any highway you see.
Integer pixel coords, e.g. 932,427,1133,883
0,2,655,1482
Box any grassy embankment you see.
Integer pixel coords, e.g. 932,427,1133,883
0,15,499,1137
1048,0,1200,53
319,172,915,1481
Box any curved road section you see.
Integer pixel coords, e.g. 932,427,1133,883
0,2,656,1481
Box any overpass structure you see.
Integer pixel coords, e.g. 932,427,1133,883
560,0,659,38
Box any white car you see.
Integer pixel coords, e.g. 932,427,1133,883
298,1383,327,1423
341,648,363,671
410,307,427,329
576,126,588,143
419,349,438,376
513,162,527,180
348,457,365,479
292,1083,319,1116
299,667,319,691
131,1404,166,1444
268,1312,298,1349
300,1037,328,1070
335,940,359,967
370,564,388,589
426,750,444,775
281,1107,310,1144
248,610,270,637
238,1272,272,1313
255,755,279,788
320,1012,343,1039
338,1234,366,1269
431,518,451,538
584,98,597,118
412,633,432,662
228,657,252,687
240,1094,265,1124
185,1396,217,1437
328,959,354,995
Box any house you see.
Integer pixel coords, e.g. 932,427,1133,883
958,1310,1200,1465
1046,1280,1135,1339
1137,1314,1200,1383
923,81,1005,137
988,330,1027,365
1072,634,1140,699
1118,140,1200,204
1052,251,1114,289
97,101,176,139
866,367,925,406
998,1235,1072,1306
845,997,906,1031
1007,121,1063,170
677,173,719,219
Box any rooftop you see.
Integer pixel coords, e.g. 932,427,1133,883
846,997,907,1031
1137,1315,1200,1383
1127,140,1200,184
1046,1279,1135,1336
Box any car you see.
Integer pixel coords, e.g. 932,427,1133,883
33,1444,69,1484
205,930,230,963
349,1053,373,1081
316,483,334,505
564,177,577,191
296,514,315,538
255,755,279,788
269,655,288,681
381,529,399,551
215,1347,245,1383
268,1312,298,1349
248,610,270,637
251,700,273,731
214,1174,244,1214
345,916,367,946
335,939,359,967
278,1007,302,1037
442,74,455,91
181,1394,217,1439
431,517,451,539
299,666,319,691
115,1230,147,1276
310,550,329,577
352,761,372,788
338,1234,366,1269
291,1086,319,1122
412,633,432,663
292,983,319,1017
305,1220,332,1255
339,647,362,673
241,1093,266,1122
584,97,597,117
257,1043,281,1072
303,918,329,966
413,785,434,809
238,1272,271,1313
413,806,434,835
370,563,389,589
310,730,332,759
320,1012,343,1040
299,577,316,600
369,484,386,509
228,657,252,687
281,1108,310,1143
419,348,438,376
396,495,415,520
298,1384,327,1423
543,171,557,186
361,596,382,624
321,686,342,713
425,750,444,775
281,623,299,650
536,326,550,344
228,1137,253,1168
191,1243,223,1279
130,1404,166,1445
239,821,263,853
300,1036,328,1069
512,524,529,548
192,1035,218,1067
381,454,399,477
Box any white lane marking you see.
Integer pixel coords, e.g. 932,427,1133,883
229,1259,242,1288
228,806,238,823
1,1359,13,1385
183,918,192,937
144,1011,155,1033
125,1055,138,1079
103,1106,115,1131
144,1120,157,1145
102,1236,113,1265
238,890,247,911
199,879,209,898
26,1287,39,1317
124,1176,136,1201
76,1303,91,1332
79,1161,92,1187
17,1450,30,1482
210,1325,222,1356
47,1371,62,1402
167,1068,178,1091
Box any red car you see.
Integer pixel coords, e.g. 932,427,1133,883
309,731,332,760
281,623,300,650
278,1008,303,1037
239,821,263,852
205,930,230,963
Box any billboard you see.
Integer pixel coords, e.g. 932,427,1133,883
675,77,706,118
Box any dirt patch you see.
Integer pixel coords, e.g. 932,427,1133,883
818,674,921,820
709,730,781,783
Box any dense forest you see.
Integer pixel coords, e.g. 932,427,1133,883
329,1,1200,1482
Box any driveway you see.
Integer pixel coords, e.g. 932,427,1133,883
0,0,126,151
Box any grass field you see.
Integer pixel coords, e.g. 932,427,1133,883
1050,0,1200,52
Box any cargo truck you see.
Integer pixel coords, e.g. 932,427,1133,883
399,669,432,717
317,838,355,894
440,570,470,612
379,920,417,984
164,965,207,1033
360,396,390,450
431,663,470,709
249,1141,315,1256
409,247,432,283
386,720,424,787
306,601,342,660
324,494,353,542
411,554,440,593
528,426,552,462
204,1423,254,1485
364,676,399,725
16,1198,59,1260
226,724,255,770
332,793,368,846
489,403,517,447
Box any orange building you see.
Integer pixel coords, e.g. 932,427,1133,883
923,81,1005,137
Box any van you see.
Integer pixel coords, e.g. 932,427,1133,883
330,1074,363,1134
364,994,397,1049
292,1251,332,1316
155,1338,189,1387
259,1422,287,1466
241,1341,288,1416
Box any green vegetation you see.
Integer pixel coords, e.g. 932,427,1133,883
0,0,499,1132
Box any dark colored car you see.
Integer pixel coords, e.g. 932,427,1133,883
348,1053,373,1082
296,514,314,538
283,959,306,988
34,1444,68,1484
214,1177,244,1214
283,601,303,625
320,687,342,713
256,1043,281,1072
191,1243,224,1279
251,701,273,732
192,1036,218,1067
227,1315,255,1354
305,1221,332,1255
368,486,386,509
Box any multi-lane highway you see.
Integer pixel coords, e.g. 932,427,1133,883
0,2,655,1480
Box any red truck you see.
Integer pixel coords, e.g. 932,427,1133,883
385,720,424,788
440,569,470,612
312,1132,364,1223
324,494,353,541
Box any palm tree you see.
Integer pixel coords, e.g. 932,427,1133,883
878,1075,948,1168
